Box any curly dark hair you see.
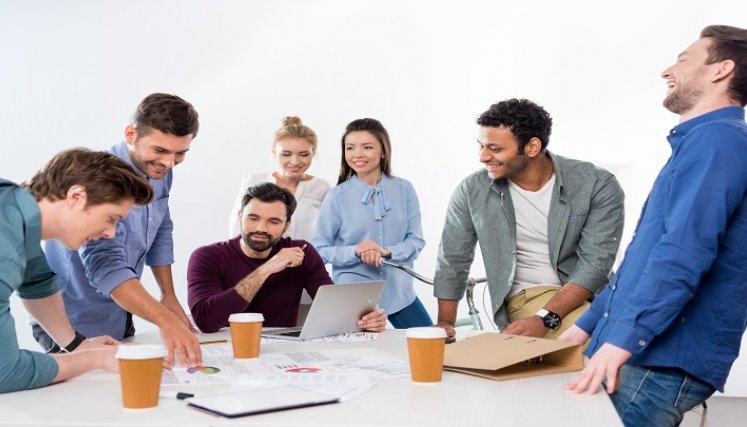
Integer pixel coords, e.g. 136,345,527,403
476,99,553,154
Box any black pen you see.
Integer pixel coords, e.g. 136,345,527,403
160,391,194,400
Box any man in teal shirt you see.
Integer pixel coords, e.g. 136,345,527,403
0,148,152,393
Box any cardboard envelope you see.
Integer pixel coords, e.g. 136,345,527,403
443,332,584,381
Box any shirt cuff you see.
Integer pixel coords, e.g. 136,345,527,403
603,322,655,354
145,252,174,267
566,270,609,294
433,279,467,301
95,268,139,297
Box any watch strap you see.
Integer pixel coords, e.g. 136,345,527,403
62,331,87,353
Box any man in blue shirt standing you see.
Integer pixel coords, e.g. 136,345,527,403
1,148,153,393
562,25,747,426
36,94,202,368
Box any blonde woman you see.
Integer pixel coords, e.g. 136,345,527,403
228,116,330,240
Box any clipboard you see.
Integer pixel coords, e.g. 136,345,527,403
443,332,584,381
186,385,339,418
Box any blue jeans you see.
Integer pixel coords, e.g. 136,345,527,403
608,364,715,427
387,297,433,329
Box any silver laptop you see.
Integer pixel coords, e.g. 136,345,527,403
262,280,385,340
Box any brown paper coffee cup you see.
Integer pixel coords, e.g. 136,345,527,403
115,345,167,409
229,313,264,359
406,327,447,383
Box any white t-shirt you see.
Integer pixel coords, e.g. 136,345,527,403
507,174,562,299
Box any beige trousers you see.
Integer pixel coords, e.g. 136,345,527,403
506,285,590,340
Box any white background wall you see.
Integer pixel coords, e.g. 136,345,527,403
2,0,746,396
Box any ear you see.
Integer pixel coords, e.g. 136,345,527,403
711,59,735,84
124,125,138,146
283,220,291,233
65,184,88,209
524,137,543,158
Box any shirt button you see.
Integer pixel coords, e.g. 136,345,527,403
612,285,616,290
638,340,646,346
603,312,608,318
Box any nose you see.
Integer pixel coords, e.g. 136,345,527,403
478,145,492,162
661,65,673,79
103,223,118,239
161,155,176,168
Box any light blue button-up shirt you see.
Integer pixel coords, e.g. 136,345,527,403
0,180,59,393
42,142,174,339
312,174,425,313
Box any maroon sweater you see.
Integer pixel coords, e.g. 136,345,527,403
187,237,332,333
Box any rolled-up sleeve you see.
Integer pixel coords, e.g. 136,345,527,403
80,224,138,297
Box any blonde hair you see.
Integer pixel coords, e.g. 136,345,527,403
273,116,318,152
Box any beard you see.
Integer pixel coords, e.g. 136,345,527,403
241,231,280,252
663,67,706,115
663,85,704,115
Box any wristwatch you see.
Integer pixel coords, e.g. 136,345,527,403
535,309,562,330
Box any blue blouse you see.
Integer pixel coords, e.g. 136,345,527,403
312,174,425,313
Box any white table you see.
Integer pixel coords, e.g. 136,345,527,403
0,329,622,426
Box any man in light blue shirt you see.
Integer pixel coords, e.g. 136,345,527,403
35,94,202,368
1,148,152,393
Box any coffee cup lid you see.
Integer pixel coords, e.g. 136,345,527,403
406,327,448,339
115,344,167,360
228,313,265,323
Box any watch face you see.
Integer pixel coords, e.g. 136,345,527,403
543,312,562,330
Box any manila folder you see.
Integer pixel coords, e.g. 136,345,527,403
443,332,583,381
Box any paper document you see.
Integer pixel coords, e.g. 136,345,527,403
262,332,378,343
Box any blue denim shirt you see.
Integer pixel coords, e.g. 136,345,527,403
0,180,59,392
312,174,425,314
42,142,174,339
434,152,625,328
577,107,747,391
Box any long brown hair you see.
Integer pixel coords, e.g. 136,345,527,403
337,118,392,185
